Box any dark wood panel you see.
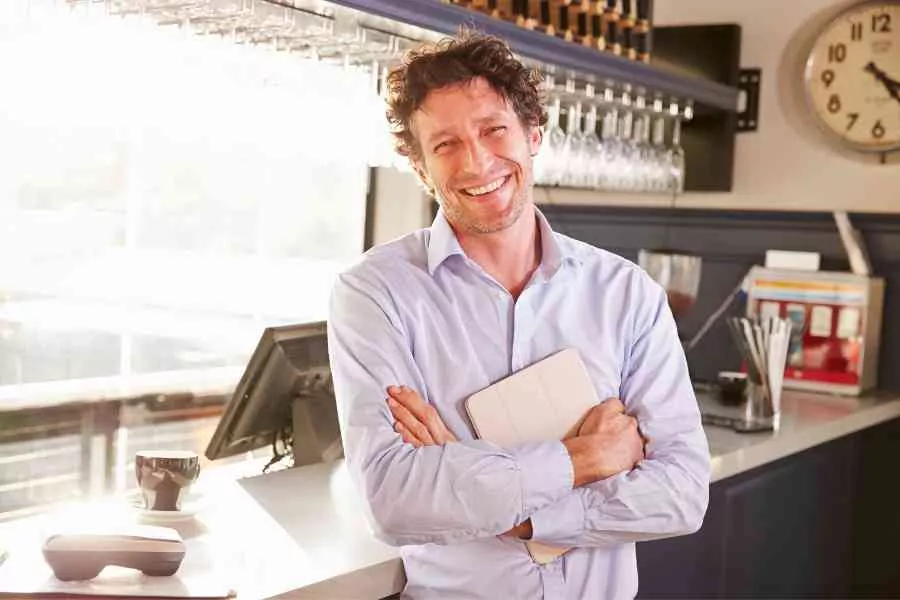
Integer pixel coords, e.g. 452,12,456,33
636,482,726,598
719,435,856,598
852,418,900,597
638,431,866,598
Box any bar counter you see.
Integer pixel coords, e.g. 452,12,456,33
1,389,898,599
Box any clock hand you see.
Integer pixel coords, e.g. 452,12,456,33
864,61,900,104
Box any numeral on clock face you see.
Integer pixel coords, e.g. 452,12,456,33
806,3,900,151
872,13,892,32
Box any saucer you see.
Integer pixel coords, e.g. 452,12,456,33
126,490,208,522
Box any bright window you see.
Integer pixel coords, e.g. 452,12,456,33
0,1,378,400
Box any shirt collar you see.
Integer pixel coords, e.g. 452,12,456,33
426,207,582,277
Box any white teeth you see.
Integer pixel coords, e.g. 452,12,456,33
464,176,506,196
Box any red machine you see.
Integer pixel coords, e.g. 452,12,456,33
745,267,885,396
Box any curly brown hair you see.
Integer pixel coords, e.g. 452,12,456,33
385,31,548,161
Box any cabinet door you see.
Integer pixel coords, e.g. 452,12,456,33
852,418,900,597
638,434,857,598
636,481,726,598
719,435,857,598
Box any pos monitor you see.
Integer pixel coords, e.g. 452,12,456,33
204,321,343,468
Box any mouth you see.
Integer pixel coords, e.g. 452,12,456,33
460,175,512,197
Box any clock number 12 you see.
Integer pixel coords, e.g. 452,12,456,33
872,13,892,33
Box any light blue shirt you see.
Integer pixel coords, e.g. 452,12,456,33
327,208,710,600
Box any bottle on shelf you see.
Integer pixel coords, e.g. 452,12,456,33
605,15,621,56
621,0,636,60
590,0,606,51
556,2,574,42
534,0,556,36
634,0,652,63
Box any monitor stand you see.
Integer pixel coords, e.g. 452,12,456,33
291,391,344,467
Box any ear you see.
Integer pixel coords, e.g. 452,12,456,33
528,125,542,157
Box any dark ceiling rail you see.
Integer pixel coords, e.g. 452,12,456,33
325,0,740,112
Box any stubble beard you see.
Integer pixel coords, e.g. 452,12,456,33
440,190,526,235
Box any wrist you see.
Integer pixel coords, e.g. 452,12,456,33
562,437,594,487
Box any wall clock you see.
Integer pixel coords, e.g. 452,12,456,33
804,1,900,158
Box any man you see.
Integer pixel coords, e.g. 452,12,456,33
327,32,710,599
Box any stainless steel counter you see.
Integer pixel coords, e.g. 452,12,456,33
702,389,900,482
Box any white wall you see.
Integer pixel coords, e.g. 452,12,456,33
653,0,900,213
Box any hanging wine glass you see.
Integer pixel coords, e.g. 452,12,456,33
582,103,602,190
561,100,585,187
617,91,638,191
634,94,654,192
599,87,620,191
649,98,668,192
667,101,686,194
541,83,567,186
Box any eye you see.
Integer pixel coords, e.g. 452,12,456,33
487,126,507,136
433,140,454,153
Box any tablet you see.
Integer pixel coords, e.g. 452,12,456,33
465,347,599,564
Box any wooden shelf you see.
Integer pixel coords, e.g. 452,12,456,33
323,0,740,112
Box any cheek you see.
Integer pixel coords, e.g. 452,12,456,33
426,157,460,190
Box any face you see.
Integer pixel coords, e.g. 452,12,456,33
409,77,542,235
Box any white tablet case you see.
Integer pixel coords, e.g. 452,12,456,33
465,348,600,564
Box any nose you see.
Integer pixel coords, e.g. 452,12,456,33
460,137,493,174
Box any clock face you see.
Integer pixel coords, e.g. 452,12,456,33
805,1,900,152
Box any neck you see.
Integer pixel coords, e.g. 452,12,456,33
453,206,542,300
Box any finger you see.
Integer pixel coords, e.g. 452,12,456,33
629,422,646,466
395,421,423,448
388,385,432,421
599,397,625,414
391,387,456,442
633,436,645,468
388,398,434,445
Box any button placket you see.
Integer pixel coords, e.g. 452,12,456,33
511,294,533,372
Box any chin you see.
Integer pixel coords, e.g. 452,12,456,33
464,199,526,234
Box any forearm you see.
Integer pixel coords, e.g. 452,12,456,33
529,425,710,548
353,436,572,546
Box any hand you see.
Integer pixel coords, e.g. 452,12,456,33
563,398,646,487
387,385,458,447
864,61,900,104
501,519,533,540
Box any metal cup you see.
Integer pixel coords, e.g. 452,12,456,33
135,450,200,511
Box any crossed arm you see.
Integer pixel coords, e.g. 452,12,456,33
388,385,644,540
328,272,710,549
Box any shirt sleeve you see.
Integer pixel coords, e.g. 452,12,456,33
329,270,574,548
529,278,710,548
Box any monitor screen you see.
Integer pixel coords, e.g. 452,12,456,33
205,321,341,465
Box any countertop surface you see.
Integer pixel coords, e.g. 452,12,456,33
1,389,898,599
701,388,900,482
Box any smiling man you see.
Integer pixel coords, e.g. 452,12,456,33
327,33,710,599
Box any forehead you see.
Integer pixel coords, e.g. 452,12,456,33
411,77,514,139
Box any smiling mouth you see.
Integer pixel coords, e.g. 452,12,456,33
461,175,511,197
